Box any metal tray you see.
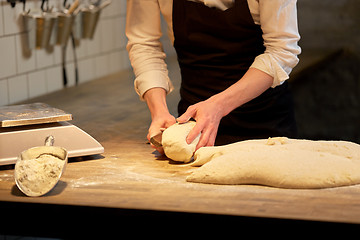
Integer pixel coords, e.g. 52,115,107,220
0,103,72,127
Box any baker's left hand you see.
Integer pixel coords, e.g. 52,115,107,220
176,97,225,151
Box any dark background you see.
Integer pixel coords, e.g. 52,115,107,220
290,0,360,143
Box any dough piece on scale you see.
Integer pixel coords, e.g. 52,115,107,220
187,138,360,189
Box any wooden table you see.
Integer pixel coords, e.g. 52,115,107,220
1,58,360,237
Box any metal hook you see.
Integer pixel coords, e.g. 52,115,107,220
22,0,26,11
6,0,26,10
40,0,50,12
7,0,16,7
41,0,46,12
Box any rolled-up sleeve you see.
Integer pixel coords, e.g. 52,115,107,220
249,0,301,88
126,0,174,100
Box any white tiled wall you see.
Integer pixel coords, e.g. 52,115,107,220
0,0,130,106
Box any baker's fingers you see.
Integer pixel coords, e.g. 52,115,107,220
186,121,204,144
195,134,208,150
148,115,176,140
195,124,217,151
205,129,217,147
177,105,196,123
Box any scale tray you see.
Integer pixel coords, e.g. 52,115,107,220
0,121,104,165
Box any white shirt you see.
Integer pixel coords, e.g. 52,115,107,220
126,0,301,100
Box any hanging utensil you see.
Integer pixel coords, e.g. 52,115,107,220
61,0,80,86
81,0,111,39
22,8,56,49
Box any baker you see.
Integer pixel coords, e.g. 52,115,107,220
126,0,301,152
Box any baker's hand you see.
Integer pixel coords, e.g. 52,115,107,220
177,97,225,151
147,112,176,154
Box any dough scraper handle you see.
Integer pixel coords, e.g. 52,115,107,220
150,132,163,148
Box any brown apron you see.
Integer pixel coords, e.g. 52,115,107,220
173,0,297,145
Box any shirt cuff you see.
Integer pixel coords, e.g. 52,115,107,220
134,70,174,101
250,53,292,88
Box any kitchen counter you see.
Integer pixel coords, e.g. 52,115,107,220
1,57,360,237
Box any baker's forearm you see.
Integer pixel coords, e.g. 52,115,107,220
143,87,170,119
176,68,274,148
210,68,273,117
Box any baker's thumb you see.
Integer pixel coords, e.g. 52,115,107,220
177,107,195,123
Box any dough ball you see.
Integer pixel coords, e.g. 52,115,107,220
162,121,200,163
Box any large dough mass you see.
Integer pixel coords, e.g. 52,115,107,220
186,137,360,189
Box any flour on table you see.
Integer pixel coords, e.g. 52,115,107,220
15,154,65,196
186,137,360,189
162,121,201,163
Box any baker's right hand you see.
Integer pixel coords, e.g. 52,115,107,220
147,113,176,154
143,87,176,154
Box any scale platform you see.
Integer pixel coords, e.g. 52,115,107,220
0,103,104,165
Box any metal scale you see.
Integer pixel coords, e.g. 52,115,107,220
0,103,104,165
